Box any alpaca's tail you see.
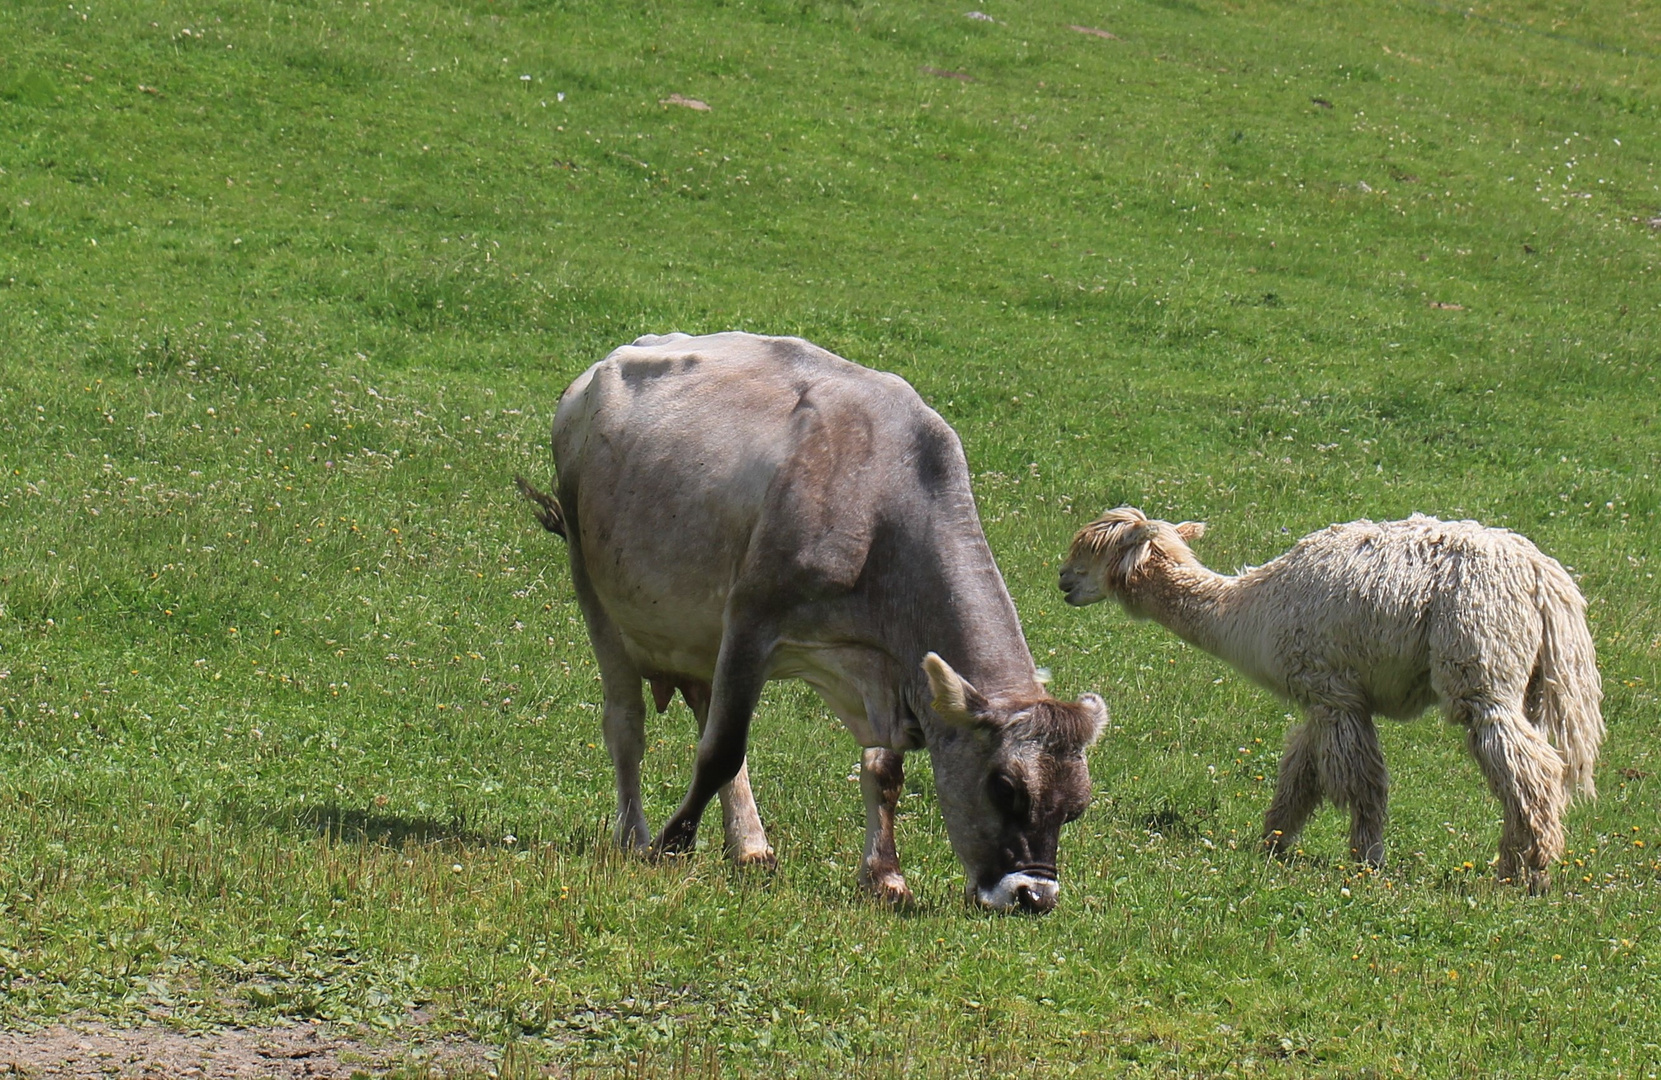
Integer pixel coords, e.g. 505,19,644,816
515,475,567,540
1531,556,1604,798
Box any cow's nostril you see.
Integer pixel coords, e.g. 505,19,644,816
1003,877,1056,910
1015,884,1052,913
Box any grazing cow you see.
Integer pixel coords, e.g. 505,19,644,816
519,332,1105,912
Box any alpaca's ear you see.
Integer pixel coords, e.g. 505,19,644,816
1175,520,1207,542
1126,520,1162,544
1113,527,1160,583
923,653,993,728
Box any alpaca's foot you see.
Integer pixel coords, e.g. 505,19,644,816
1497,866,1551,894
1349,838,1385,869
1496,850,1551,895
1261,828,1298,858
859,867,915,908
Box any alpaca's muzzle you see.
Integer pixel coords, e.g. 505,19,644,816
1057,566,1100,606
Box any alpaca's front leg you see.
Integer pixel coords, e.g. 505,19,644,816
1262,718,1326,856
1318,711,1389,867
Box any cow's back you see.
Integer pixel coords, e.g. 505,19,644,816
552,332,961,678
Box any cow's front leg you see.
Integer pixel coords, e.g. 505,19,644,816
857,747,913,906
680,681,775,868
652,631,769,858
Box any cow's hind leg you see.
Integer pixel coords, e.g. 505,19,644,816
858,747,913,906
652,627,771,857
680,682,775,868
574,587,651,851
1459,700,1566,894
1262,718,1327,857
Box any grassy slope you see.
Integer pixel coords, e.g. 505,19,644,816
1,0,1659,1074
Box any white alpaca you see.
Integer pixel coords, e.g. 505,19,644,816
1059,507,1603,892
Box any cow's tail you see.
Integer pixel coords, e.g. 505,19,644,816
1529,555,1603,798
515,475,567,540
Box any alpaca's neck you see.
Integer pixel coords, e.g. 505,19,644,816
1122,559,1255,672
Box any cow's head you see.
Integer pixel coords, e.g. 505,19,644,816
922,653,1106,914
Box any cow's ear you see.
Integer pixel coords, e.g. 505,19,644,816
1175,520,1207,543
1078,693,1108,749
923,653,993,727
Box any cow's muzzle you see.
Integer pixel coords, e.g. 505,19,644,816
975,865,1060,914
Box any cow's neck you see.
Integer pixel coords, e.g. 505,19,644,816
899,514,1043,705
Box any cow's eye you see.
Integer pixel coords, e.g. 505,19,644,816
1063,804,1087,825
988,772,1027,814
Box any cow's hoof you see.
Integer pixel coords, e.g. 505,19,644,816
614,825,651,855
861,871,914,909
731,846,777,871
649,820,698,860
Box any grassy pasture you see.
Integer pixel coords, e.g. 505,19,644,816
1,0,1659,1074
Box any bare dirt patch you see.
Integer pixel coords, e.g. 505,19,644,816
658,94,709,111
0,1020,502,1079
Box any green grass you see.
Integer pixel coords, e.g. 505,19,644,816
2,0,1659,1074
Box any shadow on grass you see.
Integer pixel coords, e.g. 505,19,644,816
249,801,986,915
279,801,615,857
1130,794,1219,839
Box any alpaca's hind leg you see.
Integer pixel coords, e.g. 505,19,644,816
1461,704,1567,893
1262,719,1327,856
1317,711,1389,867
1431,592,1562,890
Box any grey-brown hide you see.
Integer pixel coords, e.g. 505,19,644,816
532,332,1105,912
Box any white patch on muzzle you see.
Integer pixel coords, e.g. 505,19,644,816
976,872,1060,912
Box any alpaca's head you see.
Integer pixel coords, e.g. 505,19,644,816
1058,505,1207,606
